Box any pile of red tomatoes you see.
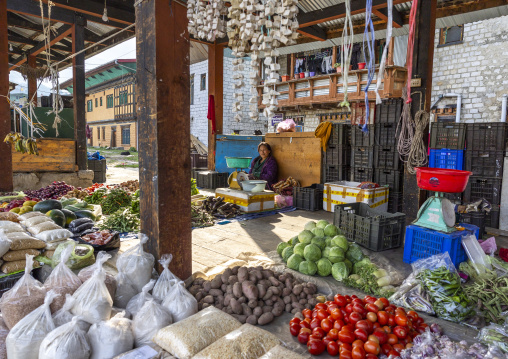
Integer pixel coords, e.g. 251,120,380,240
289,294,428,357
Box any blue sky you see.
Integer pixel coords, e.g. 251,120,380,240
9,37,136,96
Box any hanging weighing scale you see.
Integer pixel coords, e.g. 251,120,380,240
413,167,472,233
225,157,252,190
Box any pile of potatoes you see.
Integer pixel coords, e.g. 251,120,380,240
188,265,319,326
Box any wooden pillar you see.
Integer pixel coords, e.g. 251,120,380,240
387,37,395,66
72,15,87,171
27,55,37,106
0,1,13,192
207,43,224,171
402,0,437,223
136,0,191,279
290,53,295,78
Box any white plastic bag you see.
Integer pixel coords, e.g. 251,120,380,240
6,290,58,359
39,316,91,359
116,234,154,292
88,312,134,359
258,345,307,358
0,317,9,359
152,254,178,302
0,222,24,234
0,230,12,258
126,279,155,317
52,294,91,332
132,299,172,348
162,280,198,323
19,211,46,220
0,254,47,329
22,216,53,228
44,243,82,313
27,221,61,236
71,251,113,324
36,229,73,243
114,271,139,309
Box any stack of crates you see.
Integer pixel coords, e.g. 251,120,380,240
463,123,507,229
323,124,351,182
349,99,403,213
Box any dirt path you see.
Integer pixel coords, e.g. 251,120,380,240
106,166,139,184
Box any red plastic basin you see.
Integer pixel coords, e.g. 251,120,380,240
416,167,472,193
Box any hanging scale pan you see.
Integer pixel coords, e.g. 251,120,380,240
441,198,456,228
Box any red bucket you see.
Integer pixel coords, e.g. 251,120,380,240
415,167,472,193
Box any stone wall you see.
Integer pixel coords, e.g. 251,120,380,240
190,60,210,146
431,16,508,122
13,171,94,191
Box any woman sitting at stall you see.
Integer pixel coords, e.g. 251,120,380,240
248,142,278,190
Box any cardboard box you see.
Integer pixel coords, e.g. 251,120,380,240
323,181,389,212
216,188,275,213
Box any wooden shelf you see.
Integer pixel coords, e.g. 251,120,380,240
258,66,407,109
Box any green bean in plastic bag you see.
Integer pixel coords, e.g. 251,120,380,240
51,241,95,270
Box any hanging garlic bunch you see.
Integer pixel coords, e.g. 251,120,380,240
187,0,227,41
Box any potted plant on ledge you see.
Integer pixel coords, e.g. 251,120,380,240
281,74,290,82
334,63,342,73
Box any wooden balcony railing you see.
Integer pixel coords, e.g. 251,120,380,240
258,66,407,109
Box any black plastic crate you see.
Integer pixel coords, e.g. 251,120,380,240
351,167,374,182
375,98,403,124
375,122,398,146
430,123,466,149
374,146,401,170
329,123,351,146
191,153,208,168
374,169,403,191
388,192,403,213
293,184,324,211
197,171,229,189
0,271,26,298
192,167,208,180
323,165,350,183
351,146,374,168
464,150,504,178
351,125,375,146
466,123,508,151
323,145,351,166
463,176,502,205
458,211,485,236
334,202,405,251
485,205,500,229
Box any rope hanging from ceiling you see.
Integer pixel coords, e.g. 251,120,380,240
340,0,354,110
375,0,392,105
362,0,375,132
405,0,419,104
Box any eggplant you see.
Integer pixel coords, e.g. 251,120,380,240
74,222,94,233
69,218,93,229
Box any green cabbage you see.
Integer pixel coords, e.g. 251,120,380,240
288,236,299,246
287,254,304,270
346,243,364,263
324,224,339,237
317,258,333,276
282,246,294,262
303,244,322,262
311,237,326,250
344,259,353,273
304,221,317,231
294,243,307,257
299,260,318,276
332,262,350,281
277,242,290,256
328,247,345,263
322,246,332,259
325,237,332,247
298,230,313,244
331,235,349,252
311,227,325,238
316,220,329,229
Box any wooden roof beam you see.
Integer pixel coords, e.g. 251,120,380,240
297,25,327,41
9,24,73,70
298,0,411,28
42,0,135,25
373,6,403,28
8,32,37,46
7,12,44,32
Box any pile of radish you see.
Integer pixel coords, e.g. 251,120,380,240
289,294,428,357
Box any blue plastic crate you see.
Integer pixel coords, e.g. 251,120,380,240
403,223,479,267
429,149,464,170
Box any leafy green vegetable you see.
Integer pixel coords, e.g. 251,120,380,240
298,230,313,244
86,187,108,205
101,188,132,215
303,244,321,262
328,247,345,263
287,254,304,270
317,258,332,277
332,262,350,281
99,208,140,233
191,178,199,196
316,220,328,229
346,243,364,263
304,221,316,231
277,242,290,256
311,227,325,238
282,246,294,262
331,235,348,252
299,261,317,276
311,237,326,250
324,224,338,237
294,243,307,257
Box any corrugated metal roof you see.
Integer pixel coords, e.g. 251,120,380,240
436,5,508,28
190,42,209,64
298,0,345,13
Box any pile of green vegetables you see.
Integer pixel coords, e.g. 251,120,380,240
86,188,132,215
131,189,140,215
460,257,508,325
417,266,474,323
277,220,396,297
99,208,140,233
191,178,199,196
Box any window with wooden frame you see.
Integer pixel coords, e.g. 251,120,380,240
102,127,106,140
100,97,103,106
95,98,98,107
87,100,93,112
200,74,206,91
106,94,114,108
119,91,128,106
121,126,131,145
438,25,464,47
97,127,100,140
